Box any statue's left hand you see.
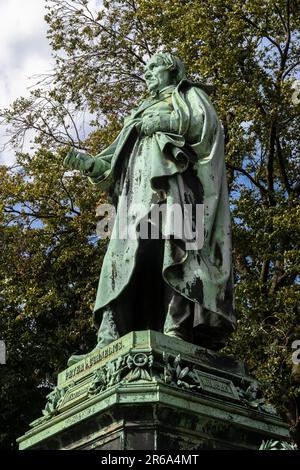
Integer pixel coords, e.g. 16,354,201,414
141,113,174,136
141,114,161,136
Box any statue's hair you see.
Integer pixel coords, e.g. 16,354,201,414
153,52,186,83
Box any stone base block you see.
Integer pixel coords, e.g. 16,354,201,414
17,331,290,450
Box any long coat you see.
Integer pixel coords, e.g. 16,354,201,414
88,80,236,334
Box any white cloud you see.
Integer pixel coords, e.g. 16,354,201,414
0,147,16,167
0,0,53,165
0,0,102,166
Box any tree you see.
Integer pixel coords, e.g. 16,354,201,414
0,149,105,448
0,0,299,447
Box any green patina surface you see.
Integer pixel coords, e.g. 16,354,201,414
64,53,235,349
21,53,289,450
17,330,290,450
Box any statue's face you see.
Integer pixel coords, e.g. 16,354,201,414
144,56,173,95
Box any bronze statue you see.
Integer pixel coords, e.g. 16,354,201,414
64,53,235,364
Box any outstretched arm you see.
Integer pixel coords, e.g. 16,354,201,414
63,148,110,177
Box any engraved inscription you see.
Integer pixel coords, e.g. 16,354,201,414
191,369,238,399
66,388,87,402
64,340,123,382
200,376,231,393
58,385,89,410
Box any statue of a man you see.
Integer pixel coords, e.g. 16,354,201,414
64,53,235,364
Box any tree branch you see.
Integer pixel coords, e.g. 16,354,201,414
260,259,270,283
282,61,300,79
279,0,291,74
267,123,276,203
276,136,291,193
274,2,288,34
226,162,268,196
235,252,250,275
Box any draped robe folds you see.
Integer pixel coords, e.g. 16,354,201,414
88,80,236,340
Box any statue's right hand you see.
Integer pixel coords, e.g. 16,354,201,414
63,148,80,170
63,149,94,173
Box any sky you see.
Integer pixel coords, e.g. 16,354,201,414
0,0,102,167
0,0,54,166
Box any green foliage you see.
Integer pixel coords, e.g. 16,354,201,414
0,0,299,448
259,439,298,450
0,149,108,448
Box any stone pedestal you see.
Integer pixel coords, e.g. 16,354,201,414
17,331,289,450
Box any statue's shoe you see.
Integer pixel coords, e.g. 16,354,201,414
67,342,112,367
164,332,188,341
67,353,88,367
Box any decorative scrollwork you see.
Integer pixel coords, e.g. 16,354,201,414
88,356,126,396
124,353,154,382
30,387,67,427
162,353,192,389
236,382,277,415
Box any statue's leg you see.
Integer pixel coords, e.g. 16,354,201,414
96,305,120,349
163,286,194,342
67,305,119,366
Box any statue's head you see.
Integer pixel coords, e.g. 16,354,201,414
144,52,186,96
